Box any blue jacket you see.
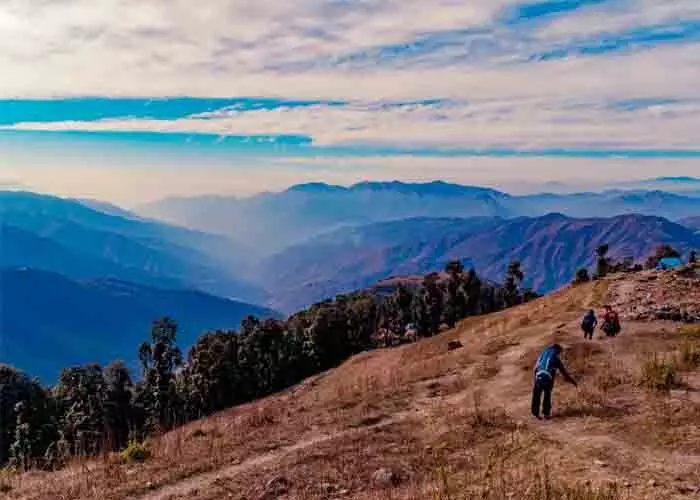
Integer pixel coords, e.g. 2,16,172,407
534,346,576,385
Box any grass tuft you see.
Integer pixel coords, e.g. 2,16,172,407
119,440,151,464
639,353,681,391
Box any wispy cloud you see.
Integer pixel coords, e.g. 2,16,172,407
1,0,699,202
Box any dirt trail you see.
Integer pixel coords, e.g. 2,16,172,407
137,415,409,500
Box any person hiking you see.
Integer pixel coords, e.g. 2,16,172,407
531,344,577,420
581,309,597,340
601,305,621,337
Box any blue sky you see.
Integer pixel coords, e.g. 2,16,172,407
0,0,699,204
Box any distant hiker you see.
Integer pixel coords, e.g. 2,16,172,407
581,309,597,340
601,305,621,337
531,344,577,420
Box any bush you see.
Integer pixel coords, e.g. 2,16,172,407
639,354,681,391
677,340,700,370
0,467,15,494
573,268,591,285
678,325,700,339
120,441,151,463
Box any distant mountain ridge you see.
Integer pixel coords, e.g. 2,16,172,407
138,181,700,256
0,268,279,382
262,213,700,312
0,190,265,301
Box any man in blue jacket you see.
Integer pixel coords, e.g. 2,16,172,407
531,344,577,420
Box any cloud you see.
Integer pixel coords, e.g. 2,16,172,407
5,91,700,150
0,0,699,172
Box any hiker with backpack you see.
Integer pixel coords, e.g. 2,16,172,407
531,344,577,420
581,309,597,340
601,305,621,337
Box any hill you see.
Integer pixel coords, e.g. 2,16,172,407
9,266,700,500
138,181,700,256
0,191,265,302
263,213,700,312
0,268,279,381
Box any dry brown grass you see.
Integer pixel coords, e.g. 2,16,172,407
8,276,700,500
639,353,682,391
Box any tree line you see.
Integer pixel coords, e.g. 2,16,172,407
0,260,539,470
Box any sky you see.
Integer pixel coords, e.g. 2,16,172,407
0,0,699,206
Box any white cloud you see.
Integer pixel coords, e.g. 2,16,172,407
1,0,699,155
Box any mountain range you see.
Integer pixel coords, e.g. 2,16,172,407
262,213,700,312
0,268,277,381
139,180,700,256
3,180,700,377
0,191,263,301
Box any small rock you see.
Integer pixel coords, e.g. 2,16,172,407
265,476,291,495
623,481,632,488
372,468,399,488
338,489,350,496
593,460,607,467
648,479,658,487
447,340,463,351
319,483,337,494
146,481,155,490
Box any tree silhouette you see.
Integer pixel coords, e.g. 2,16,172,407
596,244,611,277
503,261,524,307
139,318,183,432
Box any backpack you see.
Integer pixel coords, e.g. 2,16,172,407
535,347,557,379
603,313,621,335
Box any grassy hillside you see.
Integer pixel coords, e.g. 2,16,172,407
7,266,700,499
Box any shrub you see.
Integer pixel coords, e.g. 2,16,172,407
0,467,15,494
573,268,591,285
678,325,700,339
120,441,151,463
639,354,681,391
677,340,700,370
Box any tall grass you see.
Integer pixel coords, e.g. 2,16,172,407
639,353,681,391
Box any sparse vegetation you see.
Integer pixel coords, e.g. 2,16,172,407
120,440,151,463
639,353,681,391
677,339,700,370
678,324,700,339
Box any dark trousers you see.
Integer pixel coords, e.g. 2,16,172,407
583,327,594,340
531,375,554,418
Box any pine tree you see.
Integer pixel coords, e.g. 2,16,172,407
9,402,32,471
103,362,133,451
596,244,610,277
139,318,183,433
443,260,466,328
503,261,524,307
